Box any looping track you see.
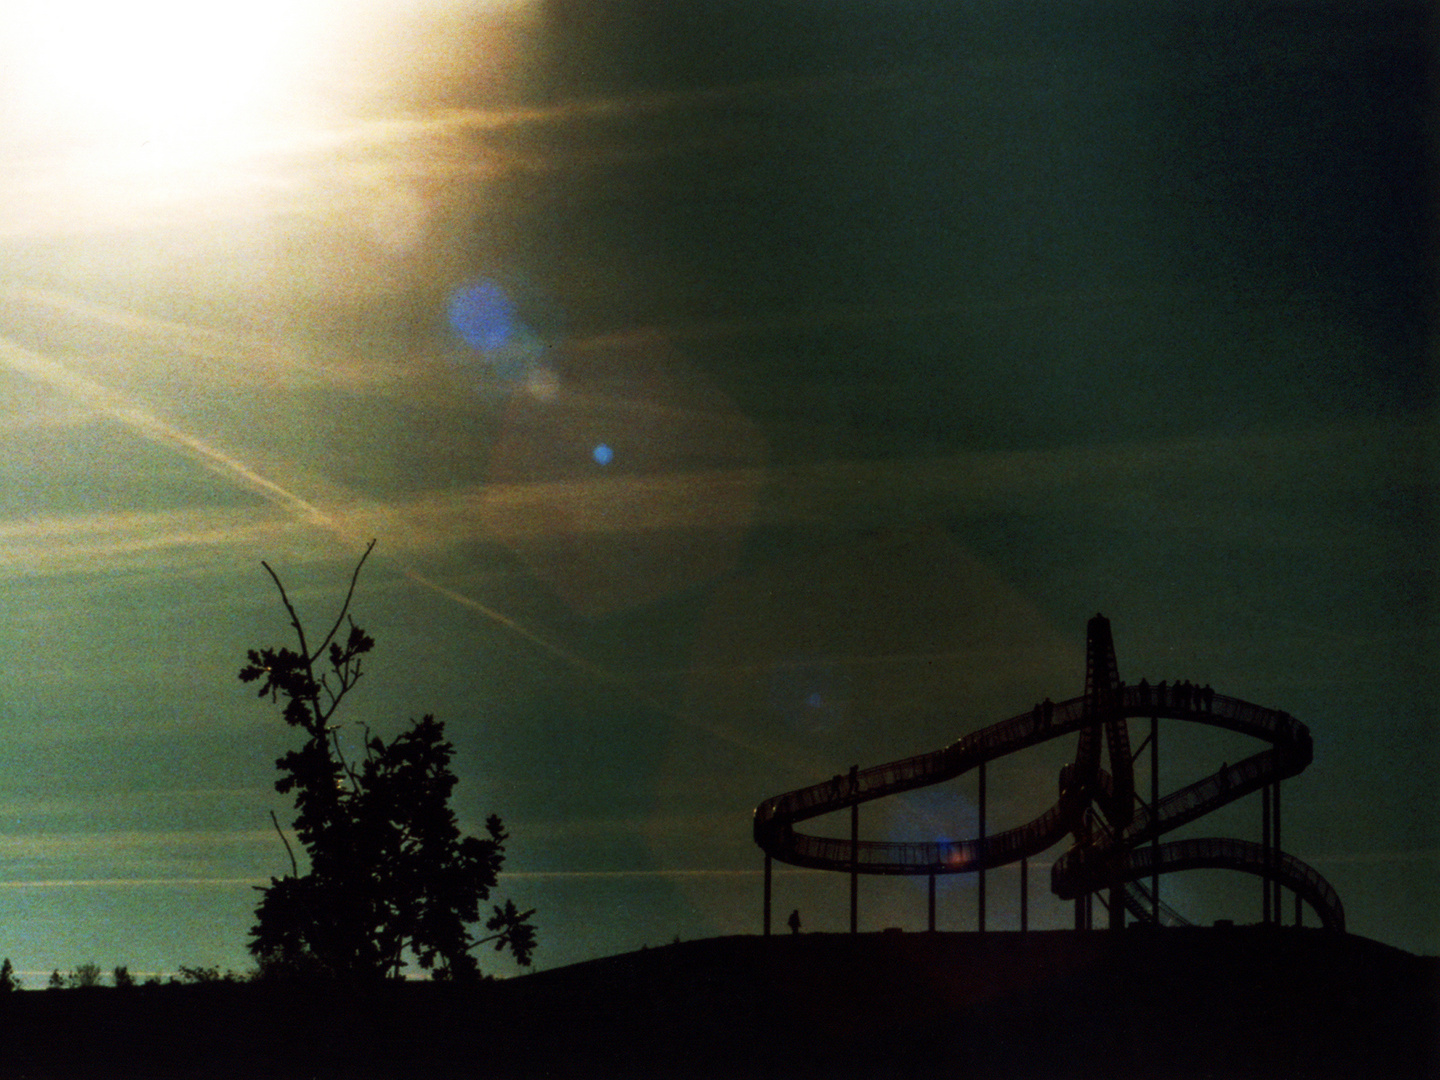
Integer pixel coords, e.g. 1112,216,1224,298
753,615,1344,931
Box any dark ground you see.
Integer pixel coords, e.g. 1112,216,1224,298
0,927,1433,1079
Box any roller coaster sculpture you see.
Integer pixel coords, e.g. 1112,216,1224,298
753,615,1344,933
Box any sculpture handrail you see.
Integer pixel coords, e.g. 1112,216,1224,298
1085,812,1193,927
753,614,1344,930
755,692,1311,874
754,695,1091,830
1053,836,1345,932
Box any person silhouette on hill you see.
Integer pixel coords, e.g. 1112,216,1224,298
787,909,802,935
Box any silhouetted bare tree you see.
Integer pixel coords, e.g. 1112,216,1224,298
241,541,535,981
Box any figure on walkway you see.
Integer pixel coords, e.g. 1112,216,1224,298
787,909,801,935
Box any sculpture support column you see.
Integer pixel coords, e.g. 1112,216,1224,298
1262,783,1272,925
1020,857,1028,933
850,802,859,934
978,761,987,933
1151,714,1160,922
763,855,772,937
1274,781,1282,924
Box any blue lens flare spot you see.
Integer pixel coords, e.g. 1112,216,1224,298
447,281,516,352
592,443,614,465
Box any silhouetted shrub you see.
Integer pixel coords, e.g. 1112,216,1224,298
67,963,103,989
240,542,535,981
177,965,243,984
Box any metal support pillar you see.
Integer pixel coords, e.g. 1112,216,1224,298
850,798,859,935
1261,783,1272,925
1295,891,1302,928
1273,781,1282,924
1075,896,1085,930
978,761,986,933
763,855,772,937
928,873,936,932
1150,714,1160,923
1020,857,1028,933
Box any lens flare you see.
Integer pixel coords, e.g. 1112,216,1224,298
448,282,518,352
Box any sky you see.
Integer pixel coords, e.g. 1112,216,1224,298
0,0,1430,979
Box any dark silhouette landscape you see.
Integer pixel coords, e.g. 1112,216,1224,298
0,927,1432,1079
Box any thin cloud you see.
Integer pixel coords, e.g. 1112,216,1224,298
353,419,1424,552
13,289,296,371
0,330,1417,770
0,878,266,889
0,67,923,241
0,829,276,855
311,68,929,153
0,830,279,886
0,391,1414,587
0,507,299,578
504,869,775,880
0,336,329,525
0,336,780,759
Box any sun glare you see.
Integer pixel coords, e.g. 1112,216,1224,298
7,0,316,146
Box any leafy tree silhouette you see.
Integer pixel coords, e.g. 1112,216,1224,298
67,963,103,989
240,541,536,981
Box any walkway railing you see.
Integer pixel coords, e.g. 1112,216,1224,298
754,614,1344,932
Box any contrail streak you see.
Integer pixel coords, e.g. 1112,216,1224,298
0,337,329,525
0,331,780,759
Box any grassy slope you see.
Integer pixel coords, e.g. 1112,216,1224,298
0,928,1433,1079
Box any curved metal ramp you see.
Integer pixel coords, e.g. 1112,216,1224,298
753,614,1343,930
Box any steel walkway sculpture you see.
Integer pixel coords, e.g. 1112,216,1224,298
753,614,1344,933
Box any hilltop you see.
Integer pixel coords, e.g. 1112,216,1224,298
0,927,1433,1079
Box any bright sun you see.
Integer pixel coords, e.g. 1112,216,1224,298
7,0,315,145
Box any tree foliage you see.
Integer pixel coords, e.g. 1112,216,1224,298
67,963,103,989
240,542,535,980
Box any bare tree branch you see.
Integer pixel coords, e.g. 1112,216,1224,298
260,560,312,664
313,538,377,663
270,809,299,879
331,727,360,789
259,559,324,730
